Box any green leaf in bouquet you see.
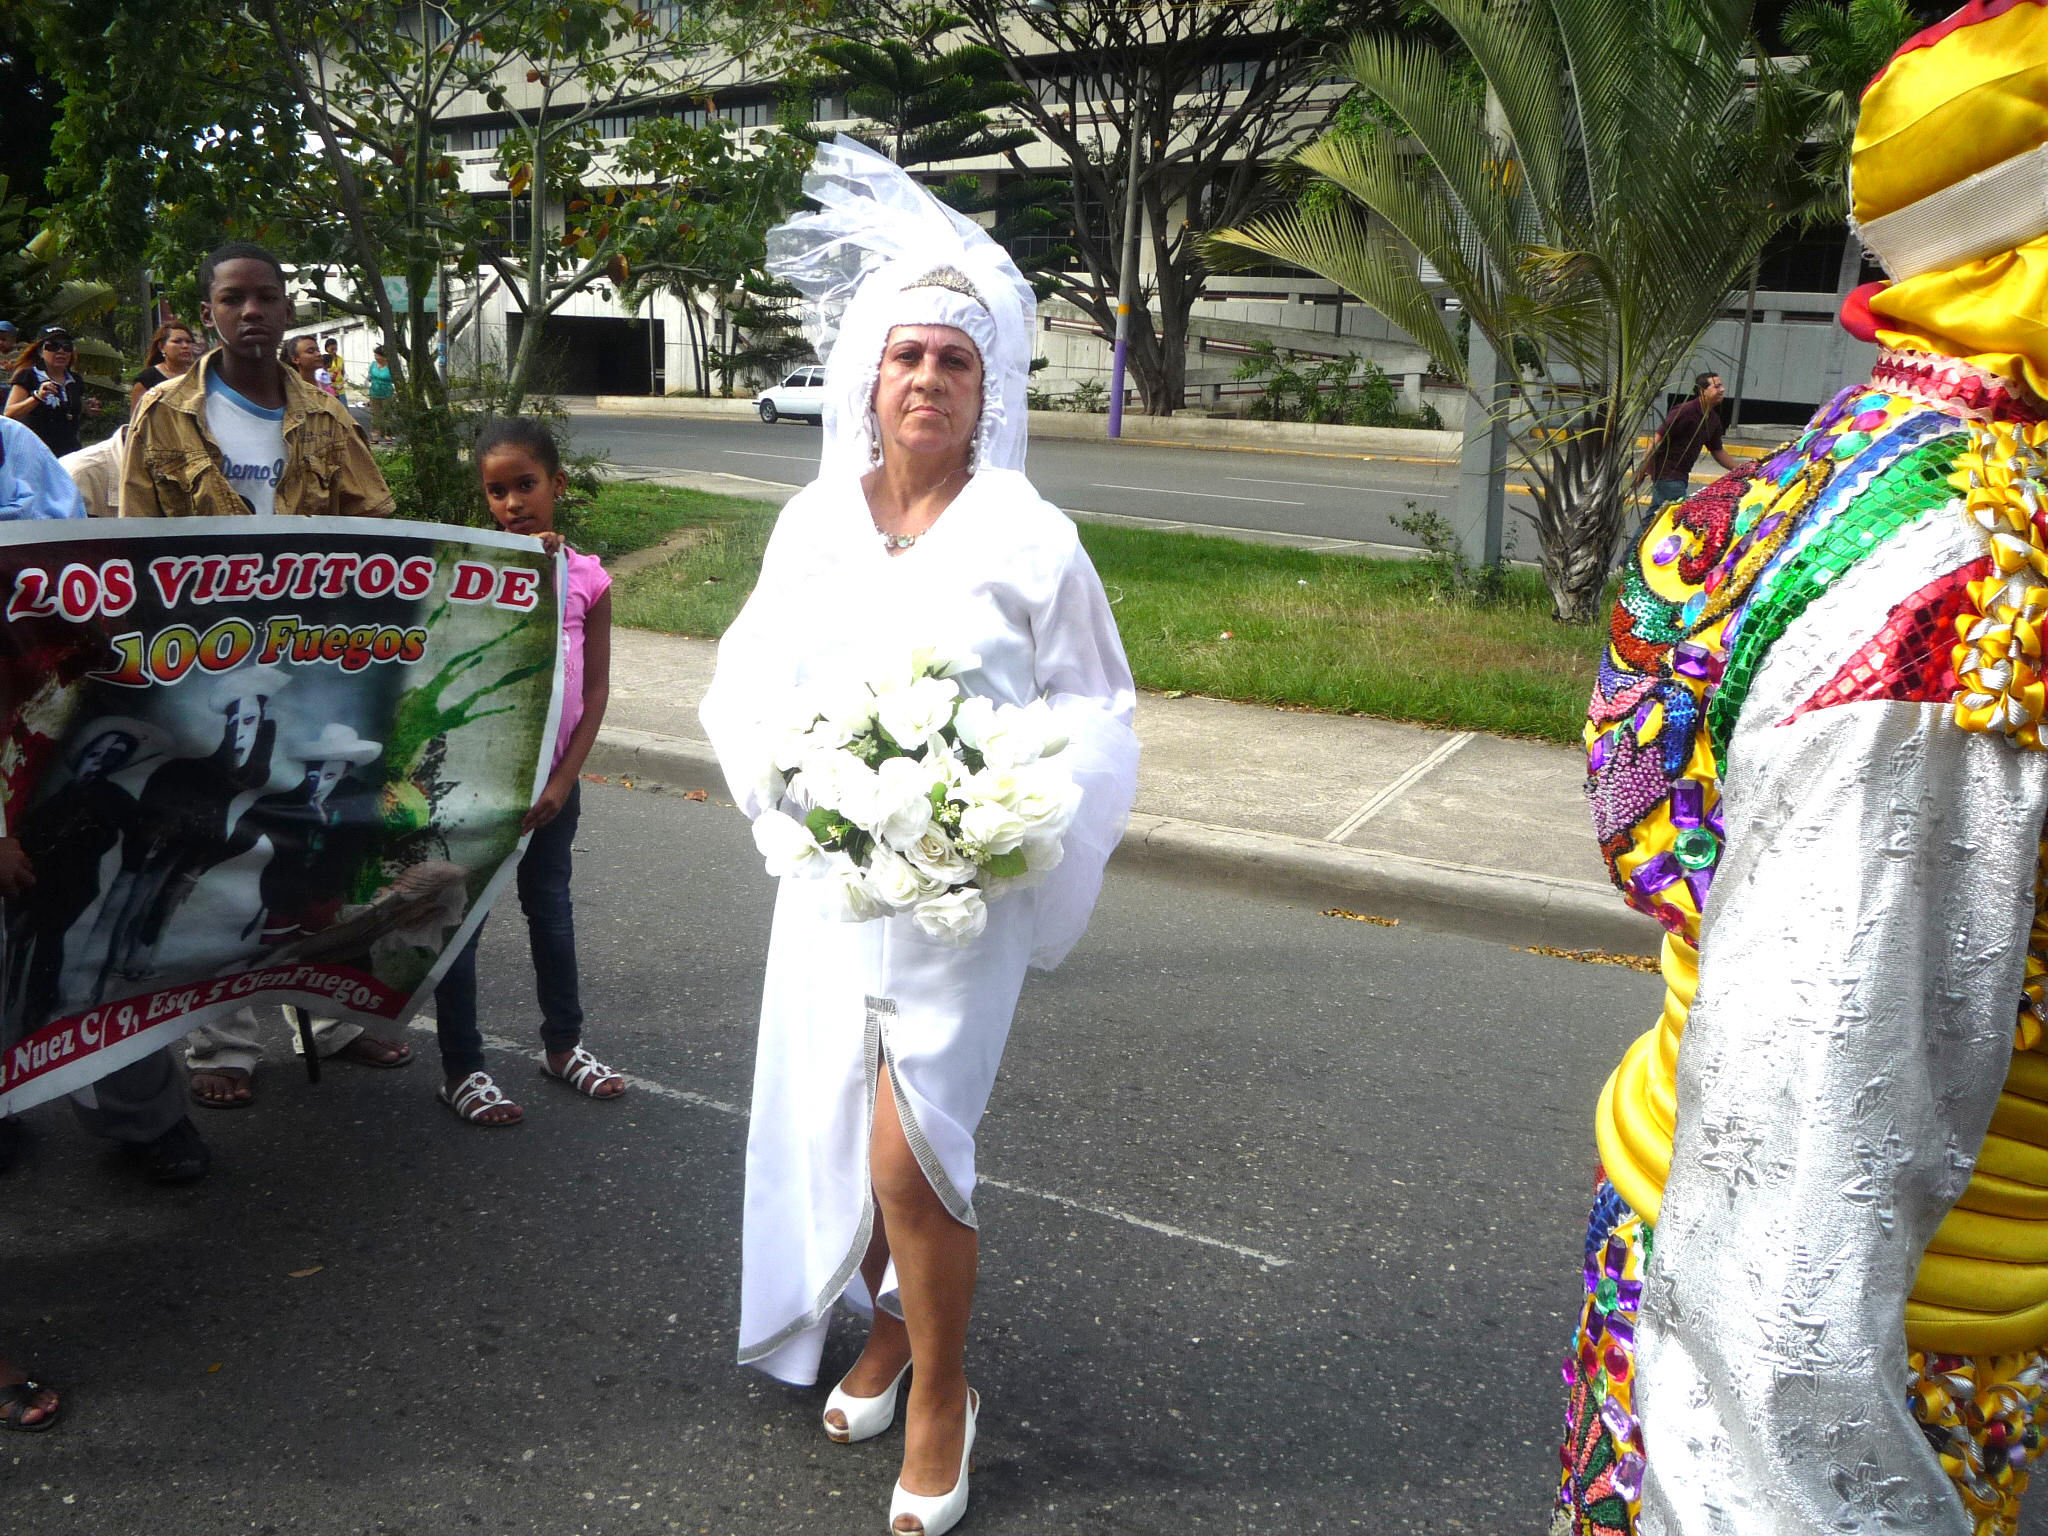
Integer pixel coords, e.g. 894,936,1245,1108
959,744,985,774
927,781,950,813
805,806,846,846
844,828,875,865
982,848,1028,880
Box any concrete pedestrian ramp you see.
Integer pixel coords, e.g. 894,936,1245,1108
591,627,1658,958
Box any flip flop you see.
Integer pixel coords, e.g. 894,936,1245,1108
1,1379,60,1433
333,1033,413,1068
188,1067,254,1110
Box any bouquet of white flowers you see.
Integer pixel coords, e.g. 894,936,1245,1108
747,647,1082,944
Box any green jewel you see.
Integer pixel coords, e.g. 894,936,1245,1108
1673,827,1719,869
1595,1277,1620,1313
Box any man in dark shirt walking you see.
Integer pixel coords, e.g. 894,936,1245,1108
1631,372,1757,515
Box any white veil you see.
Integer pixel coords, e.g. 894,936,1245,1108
766,136,1036,480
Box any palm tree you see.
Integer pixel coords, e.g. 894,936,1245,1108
0,175,118,377
1207,0,1814,623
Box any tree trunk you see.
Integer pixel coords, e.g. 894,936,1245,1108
1524,408,1631,624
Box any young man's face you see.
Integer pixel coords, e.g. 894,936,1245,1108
1700,375,1726,409
202,259,290,365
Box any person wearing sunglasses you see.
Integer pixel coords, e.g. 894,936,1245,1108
4,327,100,458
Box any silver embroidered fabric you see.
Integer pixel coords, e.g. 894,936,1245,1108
1636,507,2048,1535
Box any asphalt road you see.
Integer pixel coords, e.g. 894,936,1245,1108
566,412,1516,555
0,780,1715,1533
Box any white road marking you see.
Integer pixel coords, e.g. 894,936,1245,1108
1225,476,1449,499
1090,481,1305,507
723,449,818,463
409,1020,1290,1267
1324,732,1476,843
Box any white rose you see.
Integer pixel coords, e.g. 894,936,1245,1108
961,699,1059,769
913,887,988,944
964,765,1022,810
958,800,1027,859
751,809,827,879
911,644,982,680
903,827,978,886
871,754,938,847
1010,762,1081,836
800,748,881,828
874,674,960,752
950,696,997,754
749,761,789,812
818,681,879,743
1020,828,1065,875
867,847,944,909
824,858,890,923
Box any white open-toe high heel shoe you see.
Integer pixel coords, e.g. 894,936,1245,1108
823,1359,911,1444
887,1388,977,1536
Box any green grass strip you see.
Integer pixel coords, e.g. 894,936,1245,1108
606,489,1605,745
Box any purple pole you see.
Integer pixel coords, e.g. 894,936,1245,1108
1108,330,1128,438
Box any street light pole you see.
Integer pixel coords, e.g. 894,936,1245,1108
1107,105,1142,439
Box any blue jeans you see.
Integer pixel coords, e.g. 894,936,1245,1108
1650,477,1691,512
434,781,584,1079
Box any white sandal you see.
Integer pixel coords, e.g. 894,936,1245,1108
438,1070,523,1125
888,1388,976,1536
542,1044,626,1099
824,1359,910,1443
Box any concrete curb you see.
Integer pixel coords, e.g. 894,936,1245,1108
584,725,1658,958
591,394,1464,460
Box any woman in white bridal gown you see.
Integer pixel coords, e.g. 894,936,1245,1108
699,138,1139,1536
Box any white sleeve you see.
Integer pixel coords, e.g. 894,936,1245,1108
1026,533,1139,970
699,498,811,821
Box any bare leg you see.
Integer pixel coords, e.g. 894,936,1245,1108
869,1066,976,1531
823,1208,915,1434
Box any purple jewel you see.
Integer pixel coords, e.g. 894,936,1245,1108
1589,734,1612,771
1633,852,1684,895
1670,779,1704,830
1652,534,1683,566
1686,867,1715,906
1614,1281,1641,1312
1599,1394,1636,1442
1614,1452,1647,1501
1672,644,1712,680
1756,513,1783,539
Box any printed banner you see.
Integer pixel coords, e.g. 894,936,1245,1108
0,517,561,1115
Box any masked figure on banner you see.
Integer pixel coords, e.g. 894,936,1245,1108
3,717,168,1033
1557,5,2048,1535
87,665,286,998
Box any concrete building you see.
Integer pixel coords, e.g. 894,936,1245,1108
317,11,1874,429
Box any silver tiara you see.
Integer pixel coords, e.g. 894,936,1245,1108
903,265,988,309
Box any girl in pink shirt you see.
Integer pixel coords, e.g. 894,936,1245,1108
433,418,623,1125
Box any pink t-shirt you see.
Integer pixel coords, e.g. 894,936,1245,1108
555,545,611,768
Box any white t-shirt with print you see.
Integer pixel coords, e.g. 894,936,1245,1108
204,374,286,516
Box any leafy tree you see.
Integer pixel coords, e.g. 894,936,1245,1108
832,0,1407,416
611,116,812,396
814,6,1069,293
0,15,60,204
1782,0,1920,261
1209,0,1816,623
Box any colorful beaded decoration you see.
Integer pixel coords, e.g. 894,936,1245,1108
1565,363,2048,1536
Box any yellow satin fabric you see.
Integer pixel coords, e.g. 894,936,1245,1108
1595,934,2048,1354
1851,1,2048,225
1852,2,2048,407
1872,238,2048,410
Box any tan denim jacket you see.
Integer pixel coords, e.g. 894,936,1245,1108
119,350,395,518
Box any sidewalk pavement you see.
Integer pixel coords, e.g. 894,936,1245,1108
589,627,1660,958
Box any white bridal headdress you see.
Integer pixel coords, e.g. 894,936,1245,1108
766,135,1036,479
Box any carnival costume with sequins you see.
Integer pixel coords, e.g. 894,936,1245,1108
1554,6,2048,1535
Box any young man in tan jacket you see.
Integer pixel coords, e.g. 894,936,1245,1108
120,242,392,520
118,240,414,1102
